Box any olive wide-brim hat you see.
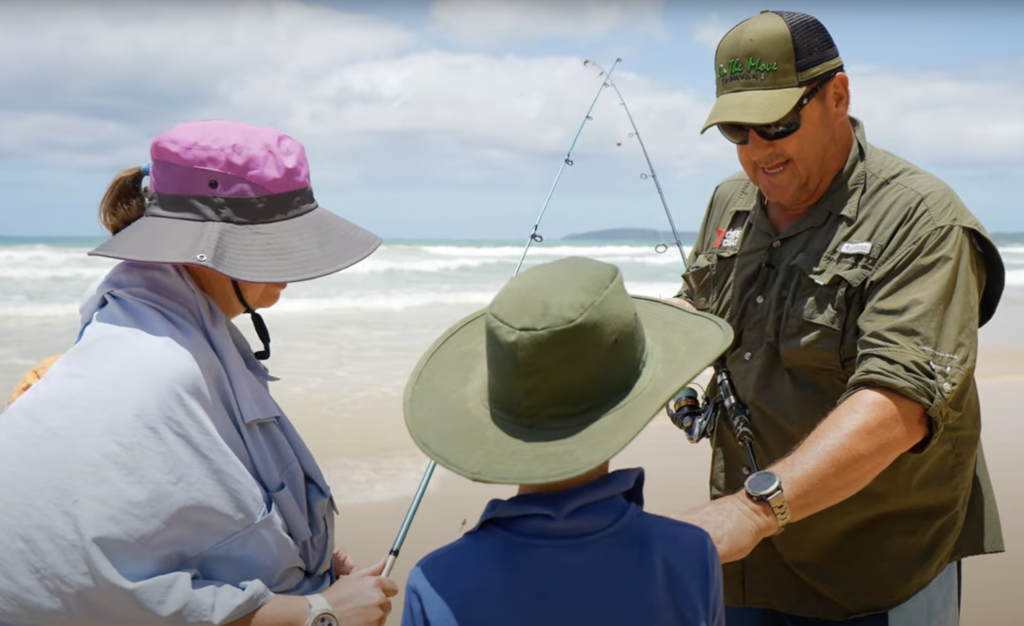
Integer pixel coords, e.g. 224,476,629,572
89,120,381,283
701,10,845,133
403,256,734,485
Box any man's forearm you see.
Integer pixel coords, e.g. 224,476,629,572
744,387,930,530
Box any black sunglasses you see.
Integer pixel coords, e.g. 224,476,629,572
718,76,833,145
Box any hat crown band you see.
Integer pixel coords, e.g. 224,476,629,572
485,258,646,427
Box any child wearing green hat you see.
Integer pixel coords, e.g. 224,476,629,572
400,256,732,626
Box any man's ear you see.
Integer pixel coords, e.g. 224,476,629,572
830,72,851,114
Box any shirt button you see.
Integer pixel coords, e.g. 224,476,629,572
756,295,765,304
942,382,952,393
744,352,753,361
772,240,781,248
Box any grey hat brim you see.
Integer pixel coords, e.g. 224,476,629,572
88,206,382,283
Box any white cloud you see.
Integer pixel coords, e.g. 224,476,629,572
691,12,731,51
849,69,1024,165
0,0,726,177
0,0,416,166
429,0,666,45
0,0,1021,187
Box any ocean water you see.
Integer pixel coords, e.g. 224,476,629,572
0,236,697,503
2,237,1023,504
0,237,692,319
3,237,1020,320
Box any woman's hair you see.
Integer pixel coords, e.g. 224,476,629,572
98,166,147,235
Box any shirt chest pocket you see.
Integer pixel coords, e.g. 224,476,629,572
683,246,739,316
779,253,875,375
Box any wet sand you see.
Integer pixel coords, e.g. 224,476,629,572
291,297,1024,625
324,377,1023,625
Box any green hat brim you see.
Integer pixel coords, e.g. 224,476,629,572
700,86,806,134
402,297,733,485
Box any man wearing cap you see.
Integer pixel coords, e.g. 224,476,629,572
669,10,1005,625
400,257,731,626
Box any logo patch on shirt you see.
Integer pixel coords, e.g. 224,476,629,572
714,229,742,249
838,241,873,256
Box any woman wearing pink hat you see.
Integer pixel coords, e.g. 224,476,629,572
0,121,396,626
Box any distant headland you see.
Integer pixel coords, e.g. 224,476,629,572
561,228,699,243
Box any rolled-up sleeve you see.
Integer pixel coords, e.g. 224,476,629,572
842,225,985,451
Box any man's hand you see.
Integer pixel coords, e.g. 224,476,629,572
6,354,62,406
322,557,399,626
673,388,928,564
332,546,357,577
672,493,777,563
668,297,697,311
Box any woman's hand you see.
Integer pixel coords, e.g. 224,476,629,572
323,558,399,626
332,546,357,577
6,354,62,406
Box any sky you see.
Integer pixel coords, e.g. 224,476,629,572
1,0,1022,239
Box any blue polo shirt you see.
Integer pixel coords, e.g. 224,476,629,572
401,468,725,626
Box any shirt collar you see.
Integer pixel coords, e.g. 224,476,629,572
818,116,867,221
469,468,645,538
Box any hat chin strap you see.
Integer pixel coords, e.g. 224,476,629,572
231,280,271,361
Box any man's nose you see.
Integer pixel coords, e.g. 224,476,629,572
743,130,775,160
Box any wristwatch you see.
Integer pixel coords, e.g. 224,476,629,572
305,594,339,626
744,470,791,534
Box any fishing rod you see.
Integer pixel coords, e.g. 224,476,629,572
512,58,622,276
382,59,620,578
574,67,761,472
580,63,760,471
583,60,687,269
381,57,762,578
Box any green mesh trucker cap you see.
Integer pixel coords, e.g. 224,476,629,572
701,10,844,134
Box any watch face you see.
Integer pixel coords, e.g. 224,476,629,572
313,614,338,626
746,471,780,497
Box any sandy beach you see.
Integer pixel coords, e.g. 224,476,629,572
1,243,1022,625
284,292,1024,625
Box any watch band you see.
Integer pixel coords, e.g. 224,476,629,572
744,471,790,535
305,593,338,626
764,489,791,534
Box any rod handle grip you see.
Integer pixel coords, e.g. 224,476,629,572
381,553,397,578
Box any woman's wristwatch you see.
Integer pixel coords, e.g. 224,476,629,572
305,594,339,626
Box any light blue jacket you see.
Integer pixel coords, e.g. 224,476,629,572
0,262,336,625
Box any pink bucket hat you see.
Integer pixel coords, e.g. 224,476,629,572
89,120,382,283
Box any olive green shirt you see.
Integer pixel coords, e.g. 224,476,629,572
678,118,1005,620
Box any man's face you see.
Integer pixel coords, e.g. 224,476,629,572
735,75,849,210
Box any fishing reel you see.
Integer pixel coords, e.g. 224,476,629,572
665,359,761,472
666,386,718,444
